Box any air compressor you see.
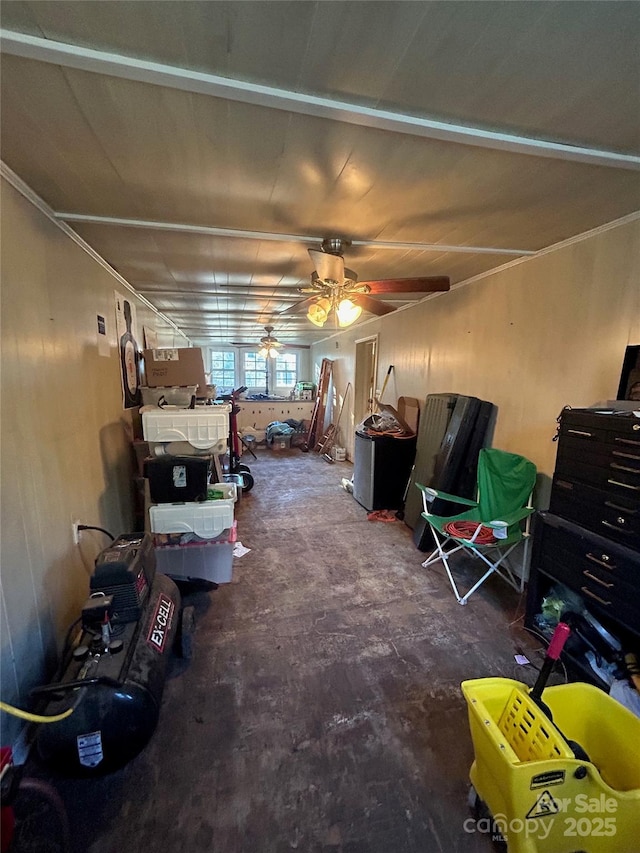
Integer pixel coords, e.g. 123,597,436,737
33,533,184,775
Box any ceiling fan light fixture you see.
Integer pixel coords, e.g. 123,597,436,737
336,298,362,327
259,345,279,358
307,297,331,327
257,325,282,357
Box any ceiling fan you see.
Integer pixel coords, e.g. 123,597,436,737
279,238,450,328
231,326,310,354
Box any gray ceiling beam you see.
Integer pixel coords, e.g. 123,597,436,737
53,213,535,256
2,29,637,170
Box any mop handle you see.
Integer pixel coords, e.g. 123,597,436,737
530,622,571,703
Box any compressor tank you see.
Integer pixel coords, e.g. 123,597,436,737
36,571,180,775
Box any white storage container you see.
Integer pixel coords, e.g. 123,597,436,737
142,405,230,451
140,385,197,408
207,482,238,503
149,497,234,539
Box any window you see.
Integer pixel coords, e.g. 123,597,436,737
210,351,236,393
275,352,298,390
243,352,267,389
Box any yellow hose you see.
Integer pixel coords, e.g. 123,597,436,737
0,700,73,723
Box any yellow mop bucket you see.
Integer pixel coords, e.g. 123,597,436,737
461,677,640,853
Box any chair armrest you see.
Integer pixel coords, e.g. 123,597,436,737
489,507,534,527
415,482,478,508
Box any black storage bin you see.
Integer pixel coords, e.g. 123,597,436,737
144,456,209,503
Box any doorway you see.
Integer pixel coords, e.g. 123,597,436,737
354,335,378,427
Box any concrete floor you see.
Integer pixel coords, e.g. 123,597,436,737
21,446,548,852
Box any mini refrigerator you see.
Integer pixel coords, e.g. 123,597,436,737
352,431,417,512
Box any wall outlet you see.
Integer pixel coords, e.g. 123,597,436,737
72,520,81,545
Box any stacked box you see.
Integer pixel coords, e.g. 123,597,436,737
149,497,234,540
153,523,236,584
140,385,198,407
142,405,230,453
140,406,237,583
144,456,210,503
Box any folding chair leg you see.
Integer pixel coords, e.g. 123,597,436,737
421,531,531,605
458,564,500,605
421,530,467,604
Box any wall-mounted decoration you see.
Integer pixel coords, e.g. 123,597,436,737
115,291,142,409
97,313,110,357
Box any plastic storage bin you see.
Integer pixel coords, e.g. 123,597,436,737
462,677,640,853
270,434,292,451
149,496,234,539
154,523,236,584
140,385,197,408
223,473,243,503
142,405,230,452
144,456,209,503
207,482,238,503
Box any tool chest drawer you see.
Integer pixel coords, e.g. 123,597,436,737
557,407,640,445
555,434,640,477
550,476,640,548
534,512,640,635
554,454,640,496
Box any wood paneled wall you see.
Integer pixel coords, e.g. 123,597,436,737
0,179,188,753
311,218,640,506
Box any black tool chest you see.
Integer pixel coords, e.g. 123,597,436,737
525,407,640,686
550,407,640,549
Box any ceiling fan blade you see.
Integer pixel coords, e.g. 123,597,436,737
232,339,310,349
353,294,396,316
308,249,344,284
278,295,316,315
359,276,450,294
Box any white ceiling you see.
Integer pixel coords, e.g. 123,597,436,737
1,1,639,347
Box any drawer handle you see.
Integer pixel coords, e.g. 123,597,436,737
612,450,640,462
604,500,638,515
555,479,573,490
581,587,611,607
610,462,640,474
583,569,614,589
601,520,631,535
567,429,593,437
615,436,640,444
608,478,640,492
585,552,615,570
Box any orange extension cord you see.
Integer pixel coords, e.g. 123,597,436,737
443,520,497,544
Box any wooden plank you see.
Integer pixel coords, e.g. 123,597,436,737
305,359,332,451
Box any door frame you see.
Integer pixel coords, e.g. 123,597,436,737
354,334,378,427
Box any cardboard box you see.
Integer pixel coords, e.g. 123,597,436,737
143,348,207,392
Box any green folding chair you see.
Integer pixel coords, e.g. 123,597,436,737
416,448,536,605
